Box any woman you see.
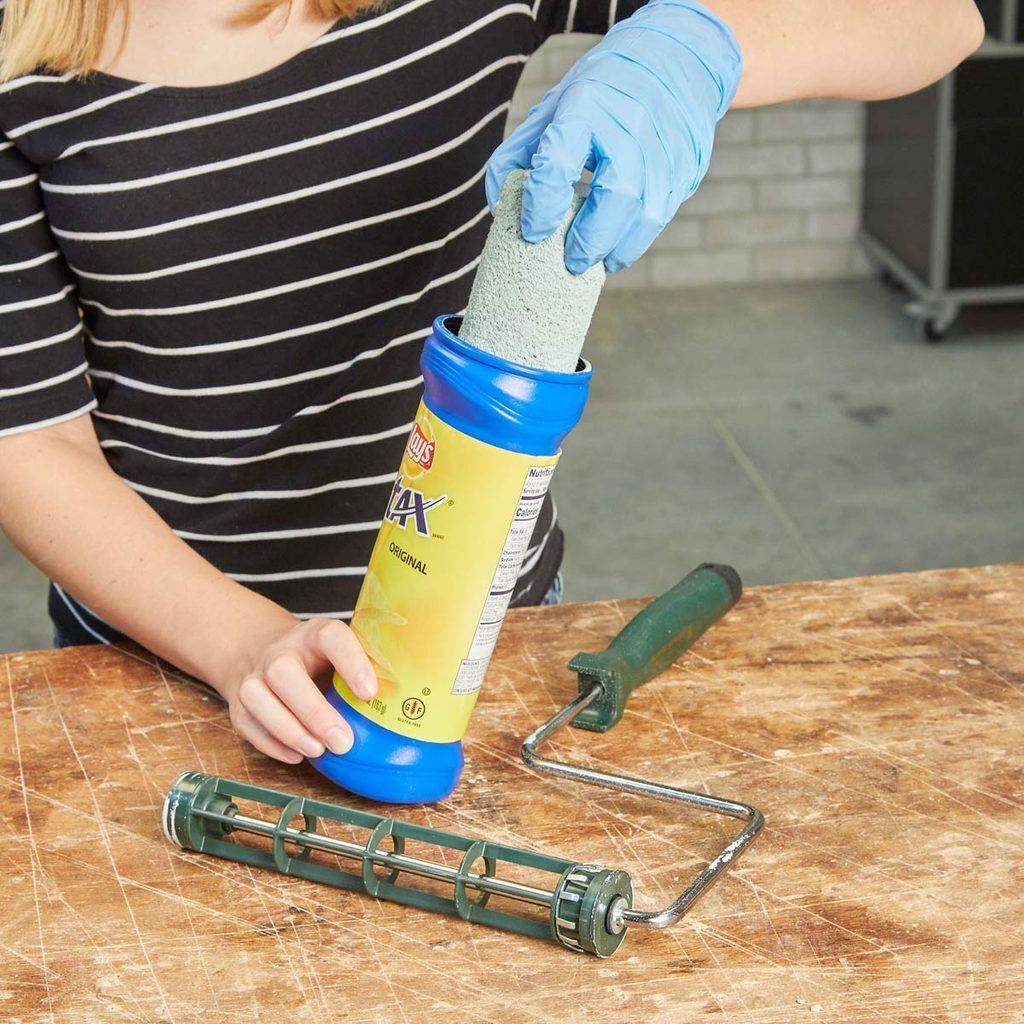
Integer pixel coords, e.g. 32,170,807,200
0,0,982,765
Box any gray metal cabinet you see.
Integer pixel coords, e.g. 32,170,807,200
859,42,1024,338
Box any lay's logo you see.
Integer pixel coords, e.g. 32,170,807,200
406,423,435,470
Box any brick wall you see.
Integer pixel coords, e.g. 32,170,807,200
509,34,871,289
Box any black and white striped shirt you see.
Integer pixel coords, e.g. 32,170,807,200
0,0,643,643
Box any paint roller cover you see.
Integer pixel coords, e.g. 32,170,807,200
459,170,605,374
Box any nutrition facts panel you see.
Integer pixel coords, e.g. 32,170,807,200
451,464,556,695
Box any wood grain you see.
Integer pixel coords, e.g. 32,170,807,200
2,565,1022,1023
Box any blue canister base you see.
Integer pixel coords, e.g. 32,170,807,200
308,314,592,805
309,685,465,804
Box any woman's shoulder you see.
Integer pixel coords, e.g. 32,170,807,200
0,7,110,124
0,72,96,154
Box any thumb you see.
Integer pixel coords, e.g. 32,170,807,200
310,619,377,701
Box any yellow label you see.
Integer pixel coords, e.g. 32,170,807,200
334,402,560,743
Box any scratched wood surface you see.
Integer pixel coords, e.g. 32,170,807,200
2,565,1023,1024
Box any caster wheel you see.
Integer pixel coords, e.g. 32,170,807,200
906,300,958,343
922,318,949,343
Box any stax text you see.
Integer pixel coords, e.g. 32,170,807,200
385,477,447,537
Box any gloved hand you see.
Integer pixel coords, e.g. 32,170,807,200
486,0,742,274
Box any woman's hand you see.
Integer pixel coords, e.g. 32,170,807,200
487,0,742,275
218,617,377,764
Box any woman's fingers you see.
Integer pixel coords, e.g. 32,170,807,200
226,617,376,762
563,142,643,274
262,650,354,754
230,700,305,765
520,113,593,243
485,88,562,209
238,672,329,757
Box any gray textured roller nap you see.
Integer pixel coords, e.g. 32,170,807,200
459,169,605,374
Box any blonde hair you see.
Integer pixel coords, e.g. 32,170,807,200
0,0,385,82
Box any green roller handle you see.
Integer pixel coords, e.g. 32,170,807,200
567,563,742,733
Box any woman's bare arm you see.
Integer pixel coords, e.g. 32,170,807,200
0,413,376,762
717,0,985,107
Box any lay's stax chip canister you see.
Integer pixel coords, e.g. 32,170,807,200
309,315,592,803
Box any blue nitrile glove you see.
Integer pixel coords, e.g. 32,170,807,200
486,0,742,274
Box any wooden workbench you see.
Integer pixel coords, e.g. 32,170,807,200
2,565,1022,1023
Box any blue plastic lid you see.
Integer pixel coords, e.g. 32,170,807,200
422,315,592,457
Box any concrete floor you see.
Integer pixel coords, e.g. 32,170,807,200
2,278,1022,653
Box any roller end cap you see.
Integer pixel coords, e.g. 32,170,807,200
163,771,236,851
552,864,633,958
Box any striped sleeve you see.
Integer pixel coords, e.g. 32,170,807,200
0,132,95,437
535,0,650,39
